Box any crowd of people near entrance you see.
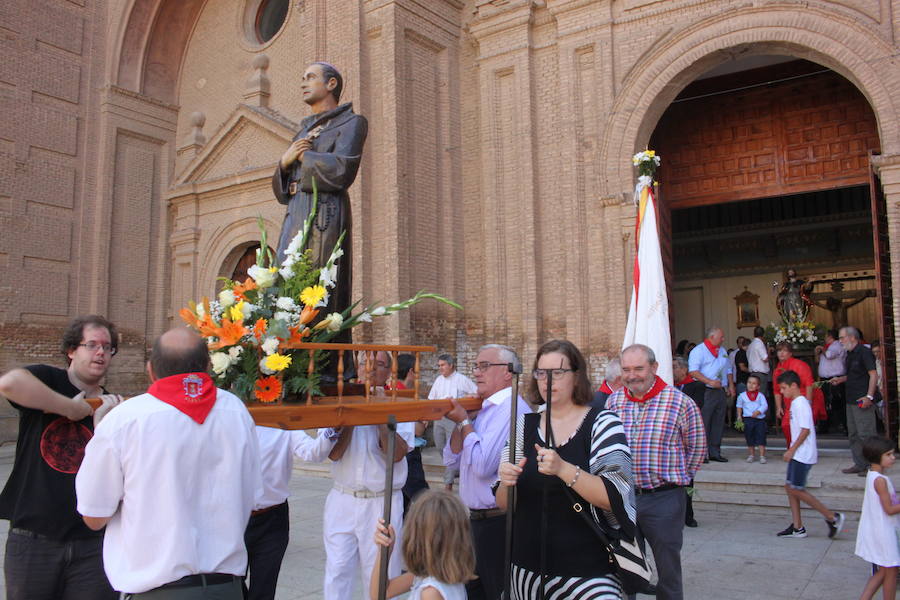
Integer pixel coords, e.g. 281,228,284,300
0,315,897,600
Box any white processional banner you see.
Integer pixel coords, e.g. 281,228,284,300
622,180,673,385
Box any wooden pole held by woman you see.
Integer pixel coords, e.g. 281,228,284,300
503,362,522,600
377,415,398,600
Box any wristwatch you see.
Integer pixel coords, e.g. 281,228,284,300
458,418,472,429
865,394,874,400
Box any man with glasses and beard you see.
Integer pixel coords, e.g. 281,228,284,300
0,315,122,600
607,344,706,600
444,344,531,600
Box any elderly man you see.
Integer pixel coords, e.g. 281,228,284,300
444,344,531,600
428,353,477,490
592,357,623,410
830,327,878,476
688,327,734,462
607,345,706,600
76,328,261,599
322,350,414,598
0,315,122,600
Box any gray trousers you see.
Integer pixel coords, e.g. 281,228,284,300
635,487,686,600
701,388,726,458
432,417,459,485
122,578,242,600
847,402,877,469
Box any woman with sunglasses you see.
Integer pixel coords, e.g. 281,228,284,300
497,339,636,599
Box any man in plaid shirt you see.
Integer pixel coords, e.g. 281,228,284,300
606,344,706,600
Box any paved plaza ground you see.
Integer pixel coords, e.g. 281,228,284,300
0,442,888,599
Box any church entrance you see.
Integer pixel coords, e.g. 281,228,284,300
650,57,896,438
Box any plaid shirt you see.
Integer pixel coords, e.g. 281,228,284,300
606,380,706,489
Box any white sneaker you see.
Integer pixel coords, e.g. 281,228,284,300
746,455,755,463
760,456,768,464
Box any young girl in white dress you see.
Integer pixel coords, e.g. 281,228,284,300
855,436,900,600
370,490,473,600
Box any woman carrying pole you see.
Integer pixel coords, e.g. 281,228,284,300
497,340,636,599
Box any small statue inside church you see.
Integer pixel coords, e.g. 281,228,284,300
776,268,814,323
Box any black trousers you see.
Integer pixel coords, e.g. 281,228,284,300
466,514,506,600
4,531,116,600
242,502,290,600
402,447,430,515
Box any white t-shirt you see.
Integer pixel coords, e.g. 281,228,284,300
428,371,477,400
323,423,416,492
254,426,336,510
747,337,769,373
76,389,262,593
789,395,817,464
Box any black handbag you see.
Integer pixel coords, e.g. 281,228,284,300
560,483,652,595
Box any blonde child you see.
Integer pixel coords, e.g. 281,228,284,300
736,374,768,463
370,490,474,600
855,436,900,600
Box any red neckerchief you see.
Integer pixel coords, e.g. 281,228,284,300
678,375,695,386
598,381,614,394
148,372,217,424
746,390,759,402
624,376,667,403
703,339,720,358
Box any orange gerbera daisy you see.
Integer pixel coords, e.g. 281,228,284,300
253,318,267,341
209,318,248,350
254,376,282,403
232,277,258,301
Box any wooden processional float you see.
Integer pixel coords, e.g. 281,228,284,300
88,341,482,428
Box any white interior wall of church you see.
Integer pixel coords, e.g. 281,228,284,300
674,271,878,349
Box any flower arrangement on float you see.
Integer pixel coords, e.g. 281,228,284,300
179,180,461,403
769,320,822,347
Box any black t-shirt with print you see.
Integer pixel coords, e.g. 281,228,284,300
0,364,101,539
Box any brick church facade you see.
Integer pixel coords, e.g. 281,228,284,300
1,0,900,436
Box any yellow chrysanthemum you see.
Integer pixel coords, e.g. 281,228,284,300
264,353,292,372
228,301,246,322
300,285,327,307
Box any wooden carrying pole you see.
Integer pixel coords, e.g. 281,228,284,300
377,415,398,600
502,362,522,600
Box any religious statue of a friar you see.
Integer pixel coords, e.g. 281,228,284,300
272,62,367,381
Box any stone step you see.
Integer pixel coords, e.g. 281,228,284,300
692,488,863,520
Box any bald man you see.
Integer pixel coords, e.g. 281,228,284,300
76,328,261,599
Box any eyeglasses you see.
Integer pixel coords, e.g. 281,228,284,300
79,342,117,356
532,368,574,380
472,362,507,373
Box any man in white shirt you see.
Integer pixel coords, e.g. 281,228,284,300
427,353,477,490
322,350,414,599
245,427,338,600
747,326,771,406
76,328,262,599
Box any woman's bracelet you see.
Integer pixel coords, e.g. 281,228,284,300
566,465,581,488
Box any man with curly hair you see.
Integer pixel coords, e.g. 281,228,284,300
0,315,122,600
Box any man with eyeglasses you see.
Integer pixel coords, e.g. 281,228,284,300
321,350,414,598
0,315,122,600
443,344,531,600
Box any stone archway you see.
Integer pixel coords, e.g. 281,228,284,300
598,5,899,198
115,0,207,104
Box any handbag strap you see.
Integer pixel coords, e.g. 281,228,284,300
560,484,616,558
